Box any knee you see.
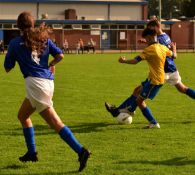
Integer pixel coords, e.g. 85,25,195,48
17,111,22,121
17,111,29,123
136,98,142,107
176,85,188,94
133,87,141,97
136,97,146,110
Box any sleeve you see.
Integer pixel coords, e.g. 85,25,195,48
139,50,148,60
48,39,63,57
4,41,16,69
165,47,173,57
134,56,142,62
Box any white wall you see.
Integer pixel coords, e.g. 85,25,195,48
110,5,142,20
0,2,143,21
39,3,108,20
0,3,37,19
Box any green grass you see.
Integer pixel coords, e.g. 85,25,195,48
0,53,195,175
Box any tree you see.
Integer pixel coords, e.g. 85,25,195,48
148,0,194,19
183,0,195,17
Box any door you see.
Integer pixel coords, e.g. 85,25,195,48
0,30,3,40
101,30,111,49
110,30,117,49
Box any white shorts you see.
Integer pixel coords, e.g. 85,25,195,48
165,71,181,86
25,77,54,113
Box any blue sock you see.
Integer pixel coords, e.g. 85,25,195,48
141,107,157,124
186,88,195,99
59,126,83,154
23,127,36,154
118,95,137,112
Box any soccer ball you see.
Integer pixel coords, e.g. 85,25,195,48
116,112,133,124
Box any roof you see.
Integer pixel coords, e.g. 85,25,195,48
0,0,148,5
0,19,174,25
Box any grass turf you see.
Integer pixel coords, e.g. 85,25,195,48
0,53,195,175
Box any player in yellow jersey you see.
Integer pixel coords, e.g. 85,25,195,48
105,28,177,128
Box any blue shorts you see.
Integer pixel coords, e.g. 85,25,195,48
140,79,163,100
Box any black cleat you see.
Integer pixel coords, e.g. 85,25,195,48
19,152,38,162
105,102,120,117
78,148,91,172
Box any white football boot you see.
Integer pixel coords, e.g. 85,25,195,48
145,123,160,129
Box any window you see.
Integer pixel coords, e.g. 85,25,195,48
127,25,135,29
119,25,126,29
101,25,109,29
137,25,145,29
3,24,12,29
52,24,63,29
72,24,82,30
91,24,101,30
64,25,72,29
82,25,90,29
110,25,118,29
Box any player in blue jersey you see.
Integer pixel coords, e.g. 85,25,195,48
147,20,195,98
4,12,90,172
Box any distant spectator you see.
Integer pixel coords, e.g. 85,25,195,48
76,40,80,54
0,40,4,54
63,39,69,54
87,38,95,54
151,15,157,20
79,38,84,54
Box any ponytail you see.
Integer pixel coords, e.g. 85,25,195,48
17,12,51,55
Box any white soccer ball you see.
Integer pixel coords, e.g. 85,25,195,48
116,112,133,124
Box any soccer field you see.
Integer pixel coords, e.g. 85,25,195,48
0,53,195,175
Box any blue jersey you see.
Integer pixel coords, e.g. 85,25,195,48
157,33,177,73
4,36,62,80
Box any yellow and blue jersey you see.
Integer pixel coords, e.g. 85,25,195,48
139,43,173,85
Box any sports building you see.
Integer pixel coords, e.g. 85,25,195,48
0,0,194,50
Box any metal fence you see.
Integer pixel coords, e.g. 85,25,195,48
1,44,195,55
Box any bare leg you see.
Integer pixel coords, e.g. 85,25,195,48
40,106,90,172
133,85,142,97
136,96,147,110
18,98,35,128
175,82,188,94
39,107,64,133
40,106,83,152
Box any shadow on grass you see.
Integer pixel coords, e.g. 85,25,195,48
117,157,195,166
1,164,27,170
1,164,79,175
69,122,118,133
0,125,55,136
0,122,120,136
30,170,78,175
129,120,195,125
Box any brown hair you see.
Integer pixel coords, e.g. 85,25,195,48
147,20,161,28
142,28,157,38
17,12,51,55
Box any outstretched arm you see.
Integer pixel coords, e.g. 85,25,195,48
119,56,141,64
170,42,177,59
